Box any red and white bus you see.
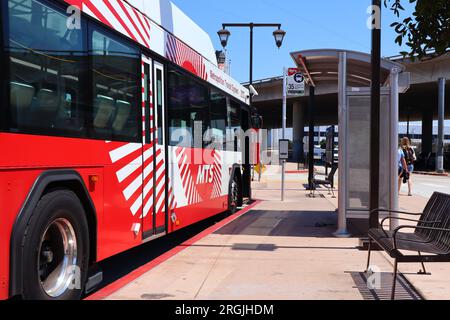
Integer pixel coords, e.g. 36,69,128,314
0,0,260,300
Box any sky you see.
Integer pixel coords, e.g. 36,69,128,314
171,0,415,83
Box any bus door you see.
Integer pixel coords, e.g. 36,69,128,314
142,57,168,239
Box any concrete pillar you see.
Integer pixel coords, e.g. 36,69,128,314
292,101,305,162
437,78,446,173
422,110,433,160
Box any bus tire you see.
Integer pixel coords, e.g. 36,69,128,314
228,174,241,215
21,190,89,300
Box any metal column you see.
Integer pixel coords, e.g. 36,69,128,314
437,78,446,173
282,68,287,201
334,51,350,238
369,0,381,228
390,68,400,230
308,86,315,190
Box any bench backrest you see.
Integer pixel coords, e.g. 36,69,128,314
416,192,450,254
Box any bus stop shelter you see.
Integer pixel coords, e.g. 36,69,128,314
291,49,411,235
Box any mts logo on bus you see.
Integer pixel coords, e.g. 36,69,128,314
196,165,214,184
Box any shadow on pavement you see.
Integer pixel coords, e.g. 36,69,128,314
348,271,423,300
215,210,342,238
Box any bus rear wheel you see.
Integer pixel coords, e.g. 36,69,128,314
228,175,241,215
21,190,89,300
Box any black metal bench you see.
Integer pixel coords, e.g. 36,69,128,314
310,164,338,198
365,192,450,300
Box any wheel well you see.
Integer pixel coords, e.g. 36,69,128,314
9,170,98,298
43,181,97,264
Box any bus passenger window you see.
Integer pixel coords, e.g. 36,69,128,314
227,100,241,152
90,29,140,142
210,89,227,150
167,67,209,148
6,0,88,137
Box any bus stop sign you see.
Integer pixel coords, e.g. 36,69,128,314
286,68,305,96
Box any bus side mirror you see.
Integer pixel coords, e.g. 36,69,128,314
251,115,263,129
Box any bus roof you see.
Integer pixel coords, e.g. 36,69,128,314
66,0,249,103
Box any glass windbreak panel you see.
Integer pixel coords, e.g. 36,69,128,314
347,96,370,210
378,95,391,210
6,0,88,136
167,67,209,148
90,29,139,142
210,89,227,150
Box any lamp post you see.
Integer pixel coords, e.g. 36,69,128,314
369,0,381,229
218,23,286,105
218,23,286,200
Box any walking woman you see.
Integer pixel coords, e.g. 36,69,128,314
400,137,417,196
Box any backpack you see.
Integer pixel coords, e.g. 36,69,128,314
403,148,416,165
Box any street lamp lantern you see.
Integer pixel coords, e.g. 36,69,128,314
217,28,231,48
273,28,286,48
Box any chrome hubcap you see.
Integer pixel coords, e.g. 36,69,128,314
38,218,78,298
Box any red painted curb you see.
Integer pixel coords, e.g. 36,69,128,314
85,200,262,300
286,170,308,174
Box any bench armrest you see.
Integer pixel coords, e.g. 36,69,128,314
380,217,441,235
393,225,450,250
381,216,441,226
370,209,422,217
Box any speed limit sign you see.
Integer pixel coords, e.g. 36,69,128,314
286,68,305,96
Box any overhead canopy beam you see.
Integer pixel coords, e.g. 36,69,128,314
297,54,316,87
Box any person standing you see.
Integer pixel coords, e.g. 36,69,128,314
398,143,408,195
400,137,416,196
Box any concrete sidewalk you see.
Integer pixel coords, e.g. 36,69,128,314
98,168,450,300
98,193,445,300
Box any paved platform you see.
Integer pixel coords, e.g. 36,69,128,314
88,167,450,300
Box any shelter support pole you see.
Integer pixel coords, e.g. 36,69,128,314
334,51,350,238
308,86,315,190
422,110,433,169
390,68,400,230
437,78,446,174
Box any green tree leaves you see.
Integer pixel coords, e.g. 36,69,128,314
385,0,449,60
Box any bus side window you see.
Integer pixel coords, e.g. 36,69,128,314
227,100,241,152
210,89,227,150
89,29,140,142
6,0,88,137
167,67,209,148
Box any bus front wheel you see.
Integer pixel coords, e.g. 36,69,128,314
21,190,90,300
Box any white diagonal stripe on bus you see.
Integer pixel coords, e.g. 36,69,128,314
109,143,141,163
130,194,142,216
82,3,99,20
155,190,165,214
143,175,154,199
142,196,153,218
113,0,146,46
142,160,154,181
91,0,128,36
116,159,142,183
123,172,143,201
